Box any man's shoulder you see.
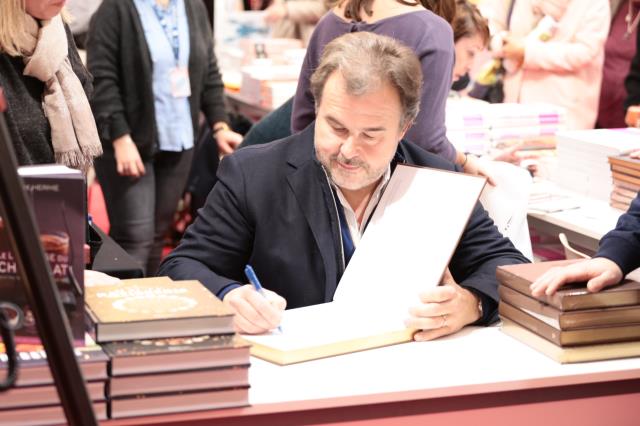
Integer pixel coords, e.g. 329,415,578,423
398,140,457,172
230,128,314,167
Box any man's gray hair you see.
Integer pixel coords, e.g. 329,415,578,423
310,32,423,128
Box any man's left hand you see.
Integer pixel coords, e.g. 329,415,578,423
405,269,482,341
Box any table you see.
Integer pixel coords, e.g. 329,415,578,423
225,90,272,123
105,326,640,426
527,180,624,254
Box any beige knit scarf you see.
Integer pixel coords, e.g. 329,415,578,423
21,14,102,172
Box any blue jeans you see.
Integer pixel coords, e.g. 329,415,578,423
94,148,194,276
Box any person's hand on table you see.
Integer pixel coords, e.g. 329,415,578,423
405,269,482,341
530,257,624,296
223,284,286,334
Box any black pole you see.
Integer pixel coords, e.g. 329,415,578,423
0,89,97,425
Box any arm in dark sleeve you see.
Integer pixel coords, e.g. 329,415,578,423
158,154,254,296
624,28,640,110
86,0,130,143
449,201,530,325
194,1,228,126
596,191,640,275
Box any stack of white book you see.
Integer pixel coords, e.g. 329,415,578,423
553,128,640,202
446,99,566,155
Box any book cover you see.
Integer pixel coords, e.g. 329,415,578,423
0,165,85,344
109,387,249,419
608,155,640,172
0,381,105,410
102,334,250,376
496,261,640,311
501,318,640,363
108,365,249,398
85,278,234,342
0,341,108,386
612,171,640,187
499,301,640,346
499,285,640,329
0,402,107,425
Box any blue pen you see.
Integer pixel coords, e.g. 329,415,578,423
244,265,283,333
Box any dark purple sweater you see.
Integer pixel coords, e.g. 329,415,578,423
291,10,456,161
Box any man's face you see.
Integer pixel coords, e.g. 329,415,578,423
314,72,408,196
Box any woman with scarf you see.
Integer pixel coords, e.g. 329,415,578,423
0,0,102,171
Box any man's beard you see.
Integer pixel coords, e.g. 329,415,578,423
321,153,384,191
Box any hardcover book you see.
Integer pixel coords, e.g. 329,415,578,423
0,165,85,343
0,340,108,386
109,387,249,419
499,286,640,329
85,278,234,342
499,302,640,346
102,334,250,376
496,261,640,311
501,319,640,363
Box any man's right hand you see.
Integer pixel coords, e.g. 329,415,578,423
113,134,146,177
223,284,286,334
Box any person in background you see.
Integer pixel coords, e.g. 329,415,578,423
451,0,491,86
159,32,528,336
65,0,103,48
625,2,640,127
0,0,102,171
264,0,331,46
87,0,242,276
596,0,639,129
490,0,610,130
530,190,640,296
291,0,495,181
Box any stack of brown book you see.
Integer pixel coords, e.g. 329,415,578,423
608,155,640,211
102,335,250,419
497,260,640,363
84,277,250,419
0,341,109,425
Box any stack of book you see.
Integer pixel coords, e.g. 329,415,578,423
446,99,565,156
497,260,640,363
554,128,640,202
608,154,640,211
0,341,109,425
84,277,250,419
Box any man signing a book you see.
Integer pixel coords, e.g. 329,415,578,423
531,191,640,295
158,32,529,338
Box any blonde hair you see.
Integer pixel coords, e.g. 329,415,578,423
0,0,71,56
0,0,28,56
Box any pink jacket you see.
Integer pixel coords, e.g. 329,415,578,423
491,0,610,129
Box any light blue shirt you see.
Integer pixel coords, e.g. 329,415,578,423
134,0,193,152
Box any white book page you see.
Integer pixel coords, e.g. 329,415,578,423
243,301,405,351
333,165,486,312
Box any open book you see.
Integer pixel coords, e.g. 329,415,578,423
243,165,486,364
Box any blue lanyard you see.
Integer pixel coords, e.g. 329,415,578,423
151,0,180,63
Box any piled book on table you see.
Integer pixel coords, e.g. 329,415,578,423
445,98,565,156
84,276,250,419
553,128,640,202
608,154,640,211
0,340,109,426
497,260,640,363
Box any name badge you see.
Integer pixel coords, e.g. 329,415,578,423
170,67,191,98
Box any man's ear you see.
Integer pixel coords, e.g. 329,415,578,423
399,120,412,140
